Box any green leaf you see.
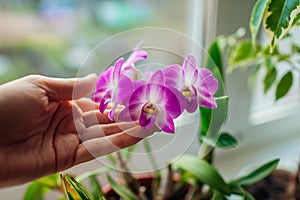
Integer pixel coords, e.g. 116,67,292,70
212,191,227,200
200,106,212,137
23,182,49,200
89,176,103,199
201,132,238,149
206,38,226,101
216,133,238,149
208,96,229,136
206,39,224,80
292,11,300,25
24,174,60,200
235,158,279,186
264,0,300,52
228,182,255,199
67,192,76,200
173,154,230,195
35,173,60,188
106,174,137,200
106,154,117,167
228,181,244,195
263,67,277,93
228,40,258,71
202,39,227,139
275,71,293,100
250,0,270,46
243,190,255,200
62,174,94,200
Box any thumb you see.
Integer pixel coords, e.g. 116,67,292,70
44,74,98,101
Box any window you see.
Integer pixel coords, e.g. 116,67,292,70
0,0,208,198
213,0,300,179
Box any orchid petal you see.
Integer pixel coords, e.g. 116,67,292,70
117,75,133,102
123,41,147,68
113,58,123,81
160,117,175,133
149,69,164,84
199,68,219,95
198,92,217,108
183,54,197,70
96,66,113,88
99,95,110,114
164,86,186,118
118,107,134,122
139,108,157,129
183,55,197,82
185,95,198,113
163,64,182,88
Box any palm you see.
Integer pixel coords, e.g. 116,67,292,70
1,97,83,185
0,75,153,187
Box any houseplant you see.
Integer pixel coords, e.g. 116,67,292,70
23,0,300,199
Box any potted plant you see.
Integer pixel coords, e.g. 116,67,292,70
23,0,300,199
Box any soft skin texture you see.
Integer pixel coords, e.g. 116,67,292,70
0,75,153,188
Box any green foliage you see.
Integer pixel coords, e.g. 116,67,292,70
235,159,279,186
61,174,96,200
275,71,293,100
173,154,231,195
23,174,60,200
206,39,224,80
106,174,137,200
263,66,277,93
250,0,270,46
23,182,50,200
202,39,227,139
216,133,238,149
292,11,300,25
212,191,227,200
228,40,259,71
264,0,300,52
89,176,104,199
200,106,212,137
200,132,238,149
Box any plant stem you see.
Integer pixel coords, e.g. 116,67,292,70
198,142,214,164
162,164,175,200
116,151,140,195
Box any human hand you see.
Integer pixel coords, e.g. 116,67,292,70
0,75,154,187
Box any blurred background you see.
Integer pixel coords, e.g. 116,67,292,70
0,0,189,84
1,0,300,199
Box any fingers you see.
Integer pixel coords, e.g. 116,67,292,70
79,122,138,141
79,101,123,127
75,126,147,165
75,98,99,112
43,74,98,101
82,110,113,127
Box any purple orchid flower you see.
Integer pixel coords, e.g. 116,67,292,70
91,58,133,120
118,70,186,133
163,54,218,113
121,41,148,79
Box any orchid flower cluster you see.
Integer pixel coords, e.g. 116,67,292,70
92,43,218,133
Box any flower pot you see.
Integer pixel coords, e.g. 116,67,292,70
246,169,298,200
102,173,189,200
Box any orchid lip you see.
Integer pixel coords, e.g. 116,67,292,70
143,102,158,115
182,86,195,97
182,90,192,97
